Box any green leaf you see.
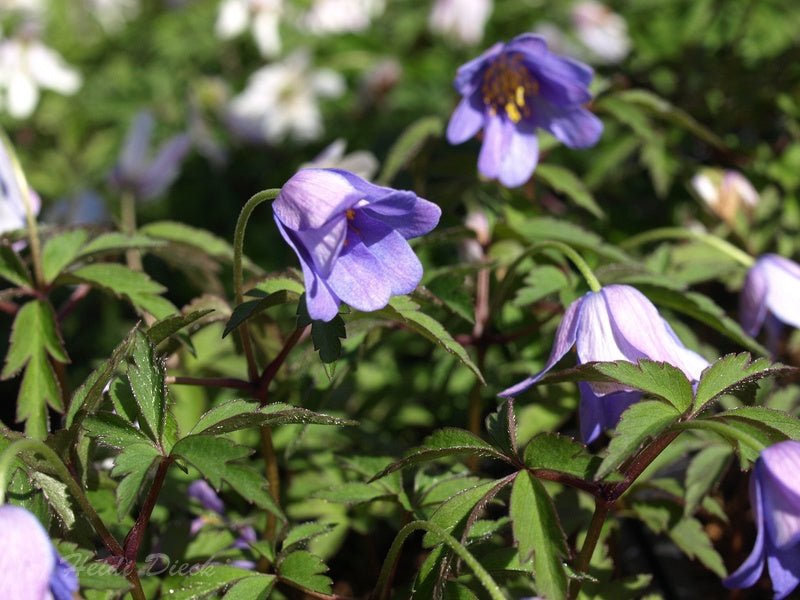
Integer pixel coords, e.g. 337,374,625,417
189,400,354,436
2,300,68,378
485,399,518,458
693,353,787,413
512,265,570,307
536,163,604,218
524,433,601,480
684,445,732,516
424,479,498,546
30,471,74,529
69,263,177,319
314,481,394,505
223,288,300,338
426,274,475,323
278,550,332,594
171,435,252,489
223,463,285,521
111,443,160,519
377,115,443,185
66,325,137,428
54,540,131,592
311,315,346,364
596,400,680,480
371,295,484,383
41,229,89,283
17,351,61,438
126,331,167,446
716,406,800,439
542,360,693,413
371,428,509,481
77,232,163,258
84,412,153,449
0,244,31,286
147,309,215,346
222,574,276,599
282,522,335,551
510,472,568,599
168,566,269,600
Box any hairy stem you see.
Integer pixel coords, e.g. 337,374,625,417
123,456,173,562
232,188,281,382
374,520,506,600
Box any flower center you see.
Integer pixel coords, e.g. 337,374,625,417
481,53,538,123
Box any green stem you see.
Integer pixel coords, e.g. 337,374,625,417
232,188,281,382
568,500,610,600
672,419,764,455
374,520,506,600
120,191,143,272
0,439,123,556
2,131,44,288
622,227,754,267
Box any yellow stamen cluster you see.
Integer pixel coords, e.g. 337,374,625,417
482,53,539,123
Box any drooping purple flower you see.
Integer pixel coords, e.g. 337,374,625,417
446,33,603,188
110,110,191,201
273,168,441,322
723,440,800,599
499,284,709,442
0,504,78,600
188,479,226,515
740,255,800,345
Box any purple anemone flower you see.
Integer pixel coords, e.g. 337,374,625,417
0,504,78,600
724,440,800,599
446,33,603,188
273,168,441,322
499,284,708,442
740,255,800,344
110,110,191,202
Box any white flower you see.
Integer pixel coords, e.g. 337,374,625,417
86,0,140,32
215,0,283,58
690,168,759,225
0,0,44,16
0,33,82,119
0,134,39,235
570,0,631,65
301,139,378,180
428,0,492,46
303,0,384,35
226,51,345,144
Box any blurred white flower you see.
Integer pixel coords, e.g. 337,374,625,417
86,0,140,31
532,22,579,58
110,111,192,201
570,0,631,65
0,32,82,119
690,168,759,226
303,0,384,35
215,0,283,58
226,51,345,144
301,139,378,180
0,0,44,16
428,0,492,46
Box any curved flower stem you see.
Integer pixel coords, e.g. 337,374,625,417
232,188,281,382
373,520,506,600
622,227,755,268
2,130,44,288
0,439,123,555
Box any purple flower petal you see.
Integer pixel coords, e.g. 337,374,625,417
477,113,507,181
575,290,631,363
724,475,767,590
529,54,594,105
578,383,640,443
49,551,79,600
498,296,584,397
760,441,800,548
353,212,423,295
741,260,770,334
453,42,502,95
761,255,800,331
533,102,603,148
326,236,392,312
274,168,361,230
188,480,225,514
0,505,57,599
447,96,485,144
293,216,348,277
505,33,548,58
118,111,153,178
497,121,540,188
767,537,800,600
138,134,192,200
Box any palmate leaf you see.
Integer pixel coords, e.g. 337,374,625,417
370,428,510,481
692,353,788,414
596,400,681,480
67,263,177,320
524,433,601,480
41,229,89,284
485,399,518,458
171,434,252,489
111,442,161,520
126,330,168,447
278,550,332,594
423,479,498,547
2,300,69,438
168,566,274,600
510,471,568,599
223,463,285,521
